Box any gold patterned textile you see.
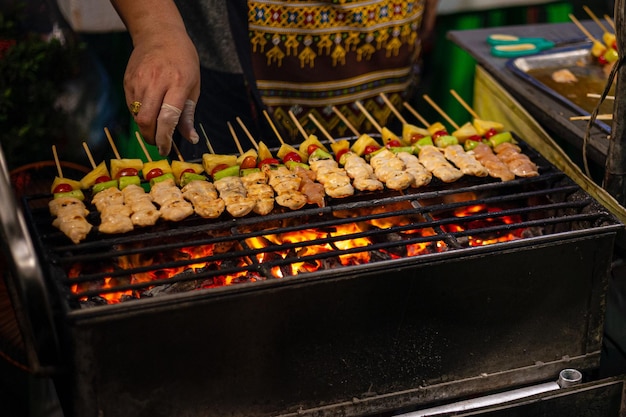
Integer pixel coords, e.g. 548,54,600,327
248,0,426,141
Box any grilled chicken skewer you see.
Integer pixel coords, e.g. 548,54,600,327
288,110,354,199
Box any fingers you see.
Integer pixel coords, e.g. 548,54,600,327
155,103,182,156
178,99,200,145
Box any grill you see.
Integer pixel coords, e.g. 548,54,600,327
3,135,624,417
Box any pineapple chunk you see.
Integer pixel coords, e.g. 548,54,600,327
402,123,431,144
171,160,204,184
473,118,504,136
277,143,307,162
110,158,144,179
257,142,274,162
236,149,258,165
202,154,238,175
51,176,82,193
426,121,448,136
381,127,405,146
80,161,111,189
330,139,350,156
351,134,382,156
141,159,172,179
451,122,480,143
299,135,329,158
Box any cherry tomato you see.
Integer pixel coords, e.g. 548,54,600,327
363,145,380,155
410,133,425,143
179,168,195,179
431,130,449,139
117,168,139,178
335,148,349,162
258,158,280,169
283,151,302,163
95,175,111,184
307,144,320,155
467,135,483,142
386,139,402,148
53,183,73,193
240,156,257,169
146,168,164,180
484,128,499,139
211,164,229,176
598,54,609,65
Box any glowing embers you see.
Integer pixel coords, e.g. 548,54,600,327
433,203,525,247
69,239,261,306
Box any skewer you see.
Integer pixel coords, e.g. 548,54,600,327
104,127,121,159
82,142,97,169
236,117,260,150
605,14,616,31
402,102,430,127
450,90,479,119
331,106,360,136
288,110,308,140
568,13,600,43
52,145,63,178
198,123,215,154
171,140,184,162
307,114,336,143
423,94,458,130
264,110,287,144
379,93,408,125
135,131,153,162
227,121,245,155
583,5,611,35
355,101,383,134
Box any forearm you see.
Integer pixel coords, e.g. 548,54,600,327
110,0,188,45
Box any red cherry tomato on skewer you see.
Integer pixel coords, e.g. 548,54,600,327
386,139,402,148
409,133,425,143
211,164,229,176
95,175,112,184
240,156,257,169
53,183,73,194
307,144,320,155
364,145,380,155
116,168,139,178
146,168,164,180
483,128,498,139
179,168,195,179
258,158,280,169
432,130,449,139
335,148,349,162
283,152,302,163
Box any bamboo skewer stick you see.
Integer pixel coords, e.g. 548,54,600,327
354,101,383,134
402,102,430,127
288,110,308,140
52,145,63,178
82,142,97,169
227,121,245,155
264,110,288,144
379,93,407,125
583,5,611,35
331,106,360,136
569,114,613,121
307,114,336,143
605,14,616,31
198,123,215,154
450,90,480,119
171,140,184,161
568,13,600,43
104,127,121,160
236,117,260,150
423,94,459,130
135,131,153,162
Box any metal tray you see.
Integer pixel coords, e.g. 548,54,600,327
506,45,614,134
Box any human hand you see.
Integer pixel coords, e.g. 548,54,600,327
124,25,201,156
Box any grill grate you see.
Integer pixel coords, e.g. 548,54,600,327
21,141,621,310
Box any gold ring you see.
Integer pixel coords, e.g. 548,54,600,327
129,101,142,116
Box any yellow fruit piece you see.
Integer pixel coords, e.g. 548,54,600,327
402,123,431,144
591,40,607,57
299,135,329,158
80,161,111,189
451,121,479,142
51,176,82,193
110,158,144,180
141,159,172,179
381,127,405,146
277,143,307,162
202,154,238,175
603,32,616,48
236,149,258,165
257,142,274,162
330,139,350,156
171,160,204,184
472,118,504,136
426,121,448,135
351,134,381,156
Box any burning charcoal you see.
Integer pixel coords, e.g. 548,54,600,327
79,296,109,308
142,279,204,297
368,250,393,262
